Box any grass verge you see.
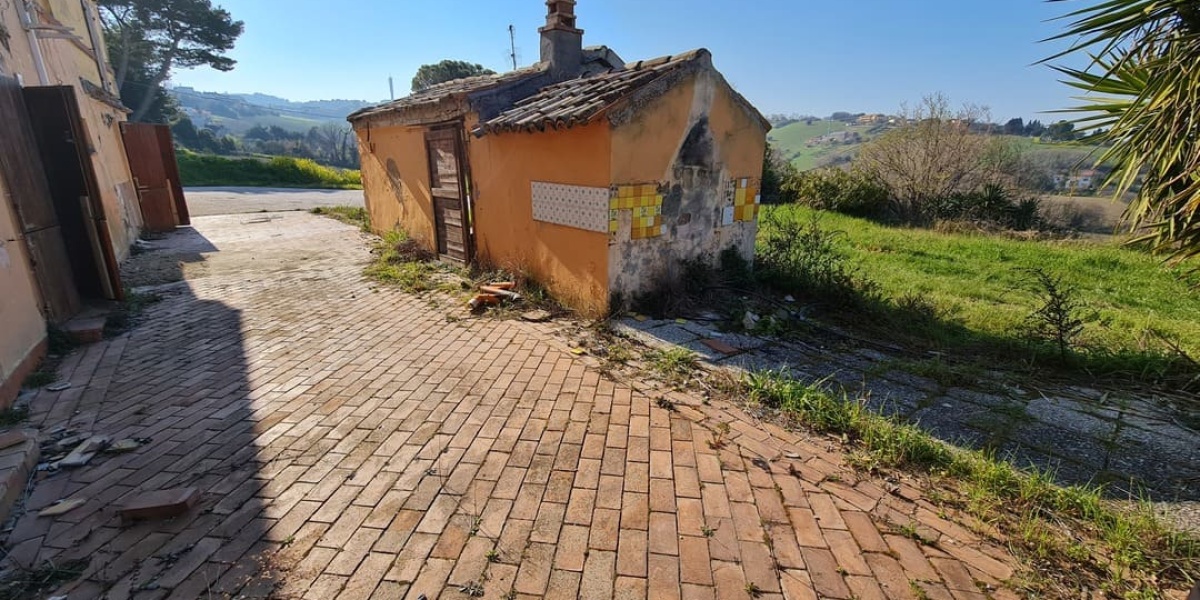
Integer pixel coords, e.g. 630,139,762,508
364,230,464,294
178,151,362,189
310,206,370,231
740,369,1199,597
758,205,1200,386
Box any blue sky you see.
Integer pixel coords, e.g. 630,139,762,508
170,0,1087,122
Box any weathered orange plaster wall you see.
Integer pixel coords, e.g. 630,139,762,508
708,78,768,182
608,69,767,300
468,120,612,316
610,77,697,184
354,123,437,248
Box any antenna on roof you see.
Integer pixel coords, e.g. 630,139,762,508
509,24,518,70
388,76,394,100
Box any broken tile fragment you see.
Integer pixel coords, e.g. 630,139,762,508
117,487,199,522
38,498,87,517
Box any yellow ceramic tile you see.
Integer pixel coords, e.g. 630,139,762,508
609,220,618,233
639,184,653,196
620,186,633,198
655,194,663,205
609,198,619,209
735,188,747,204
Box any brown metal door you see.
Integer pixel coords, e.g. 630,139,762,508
23,85,123,301
425,126,472,263
0,76,82,322
121,122,179,231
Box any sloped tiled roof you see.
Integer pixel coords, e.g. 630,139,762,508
347,65,546,122
474,49,709,135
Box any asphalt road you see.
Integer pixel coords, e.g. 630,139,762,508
183,187,364,217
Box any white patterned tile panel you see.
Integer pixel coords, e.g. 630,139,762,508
531,181,610,233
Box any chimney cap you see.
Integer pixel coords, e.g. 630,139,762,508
540,0,582,34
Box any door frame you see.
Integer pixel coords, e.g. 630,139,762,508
23,85,123,301
424,122,475,264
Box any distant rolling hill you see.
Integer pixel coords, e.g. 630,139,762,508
768,119,888,171
170,86,380,135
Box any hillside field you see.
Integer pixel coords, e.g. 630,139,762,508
761,205,1200,369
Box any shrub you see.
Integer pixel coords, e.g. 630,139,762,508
785,167,889,218
928,184,1043,230
1019,268,1091,363
756,211,875,305
177,151,362,189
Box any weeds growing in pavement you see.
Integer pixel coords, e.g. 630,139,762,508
311,205,370,231
739,369,1200,596
645,347,699,384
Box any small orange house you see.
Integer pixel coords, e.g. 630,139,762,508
349,0,769,316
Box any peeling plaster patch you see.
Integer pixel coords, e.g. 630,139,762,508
678,117,714,168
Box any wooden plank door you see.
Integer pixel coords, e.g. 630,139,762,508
425,126,472,263
23,85,123,301
0,76,82,322
156,125,189,225
121,122,178,232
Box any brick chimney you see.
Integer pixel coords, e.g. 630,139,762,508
540,0,583,78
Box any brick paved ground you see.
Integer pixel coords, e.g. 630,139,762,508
5,212,1026,599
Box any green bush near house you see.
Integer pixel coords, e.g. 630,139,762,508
177,151,362,189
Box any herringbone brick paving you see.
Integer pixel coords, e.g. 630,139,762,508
6,212,1024,599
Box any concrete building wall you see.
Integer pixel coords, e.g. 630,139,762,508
0,171,50,406
607,69,767,303
468,119,612,316
27,0,142,261
0,0,139,406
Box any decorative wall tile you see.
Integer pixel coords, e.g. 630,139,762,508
611,183,664,239
531,181,610,233
730,177,761,222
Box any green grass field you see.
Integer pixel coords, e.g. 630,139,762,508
178,151,362,189
761,205,1200,374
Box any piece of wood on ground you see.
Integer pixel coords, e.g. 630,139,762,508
59,436,110,467
701,338,740,356
117,487,199,521
0,430,29,451
106,439,142,453
38,498,87,517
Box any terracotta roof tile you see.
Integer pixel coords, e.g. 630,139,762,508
474,49,711,135
347,65,546,121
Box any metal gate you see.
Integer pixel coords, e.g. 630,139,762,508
121,122,187,231
0,76,81,322
425,126,473,263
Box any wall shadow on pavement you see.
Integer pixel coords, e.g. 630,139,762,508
0,225,282,598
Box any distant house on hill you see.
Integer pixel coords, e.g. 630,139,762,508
1054,168,1105,193
349,0,770,316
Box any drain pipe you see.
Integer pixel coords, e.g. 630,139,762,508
17,0,50,85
